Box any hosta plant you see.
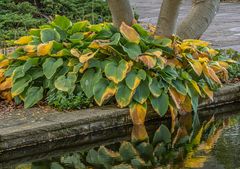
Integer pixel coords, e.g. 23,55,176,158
0,15,234,125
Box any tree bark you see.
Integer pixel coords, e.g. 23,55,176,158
176,0,220,39
155,0,183,37
107,0,134,28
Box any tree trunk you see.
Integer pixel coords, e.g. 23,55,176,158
155,0,183,37
107,0,134,28
176,0,220,39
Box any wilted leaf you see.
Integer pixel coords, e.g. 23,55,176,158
0,77,12,91
79,50,98,63
98,146,121,165
203,63,221,85
129,102,147,125
138,54,157,68
188,59,203,76
131,125,149,143
120,22,140,44
202,84,213,101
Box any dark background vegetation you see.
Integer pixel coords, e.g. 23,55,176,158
0,0,111,46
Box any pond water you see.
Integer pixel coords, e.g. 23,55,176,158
1,110,240,169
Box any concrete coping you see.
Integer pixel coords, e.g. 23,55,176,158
0,83,240,152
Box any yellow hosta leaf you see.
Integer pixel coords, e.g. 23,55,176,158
189,59,203,76
37,42,53,56
120,22,140,44
183,39,210,47
138,55,157,69
15,36,32,45
190,80,201,95
0,53,5,60
0,59,9,68
1,90,12,101
180,96,193,113
151,50,163,58
172,127,188,147
207,48,218,56
0,69,5,83
202,84,213,101
184,156,207,168
166,58,182,68
203,64,221,85
218,61,229,69
79,62,89,73
0,77,12,91
170,105,177,133
95,84,117,106
88,40,110,49
70,48,81,58
129,102,147,125
18,56,30,61
169,87,185,109
24,45,36,53
131,125,148,142
199,57,209,63
79,50,98,63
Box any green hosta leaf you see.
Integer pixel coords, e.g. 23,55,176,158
171,79,187,95
93,78,117,106
109,33,121,45
69,33,84,44
116,82,134,108
122,42,142,60
119,141,138,162
12,58,39,82
149,77,163,97
131,157,147,169
52,15,72,30
187,82,199,113
28,68,44,80
150,92,169,117
136,142,154,160
51,162,64,169
24,87,43,108
98,146,121,165
112,164,133,169
43,58,63,79
41,28,60,43
133,80,150,104
54,73,77,93
152,124,171,146
125,70,142,90
11,75,32,97
132,24,149,37
153,143,166,157
69,21,90,34
80,68,102,98
86,149,101,167
105,59,129,84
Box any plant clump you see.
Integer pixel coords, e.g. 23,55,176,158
0,15,235,124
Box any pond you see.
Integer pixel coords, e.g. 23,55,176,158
1,108,240,169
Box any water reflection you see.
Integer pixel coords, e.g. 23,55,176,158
10,112,239,169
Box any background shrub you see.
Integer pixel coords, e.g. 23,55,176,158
0,0,111,47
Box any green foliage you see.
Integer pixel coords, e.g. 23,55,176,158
217,48,240,79
47,91,92,110
0,16,233,122
0,0,111,45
